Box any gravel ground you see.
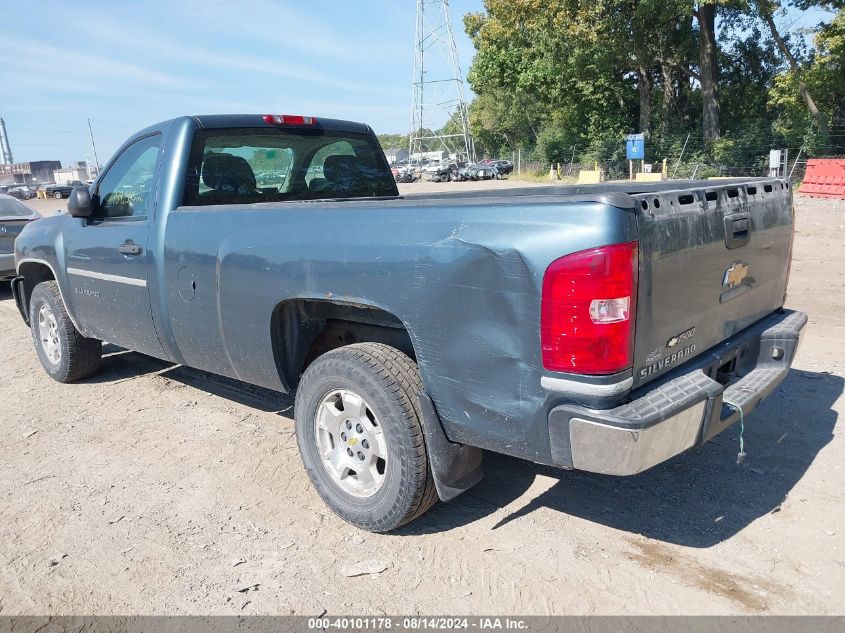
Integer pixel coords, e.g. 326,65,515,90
0,187,842,615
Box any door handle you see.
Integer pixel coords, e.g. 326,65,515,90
724,213,751,250
118,242,142,256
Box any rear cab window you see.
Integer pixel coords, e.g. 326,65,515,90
182,127,398,206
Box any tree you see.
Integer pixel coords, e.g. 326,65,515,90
696,1,721,142
757,0,836,145
376,133,409,150
769,7,845,151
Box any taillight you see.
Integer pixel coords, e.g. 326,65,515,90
262,114,317,125
541,241,638,374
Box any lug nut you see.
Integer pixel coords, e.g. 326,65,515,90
347,448,354,457
362,440,369,449
357,451,365,460
356,424,364,434
341,432,347,441
346,421,352,430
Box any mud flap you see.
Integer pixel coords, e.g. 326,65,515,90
10,275,29,326
417,391,483,501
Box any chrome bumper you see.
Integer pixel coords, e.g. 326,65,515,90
548,309,807,476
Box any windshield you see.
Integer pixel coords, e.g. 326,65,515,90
182,127,398,206
0,197,33,217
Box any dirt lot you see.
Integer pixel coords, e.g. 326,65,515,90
0,186,843,615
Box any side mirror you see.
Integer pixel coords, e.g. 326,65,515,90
68,186,94,218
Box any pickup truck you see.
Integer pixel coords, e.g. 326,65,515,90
11,113,806,532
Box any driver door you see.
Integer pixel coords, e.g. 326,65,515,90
62,134,164,356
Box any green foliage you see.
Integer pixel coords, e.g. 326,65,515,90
376,133,409,151
456,0,845,169
536,127,575,164
375,1,844,169
769,9,845,153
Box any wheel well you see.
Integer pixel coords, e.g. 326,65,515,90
18,261,56,317
271,299,415,390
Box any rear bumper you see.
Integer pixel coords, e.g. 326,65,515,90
0,253,15,279
548,309,807,475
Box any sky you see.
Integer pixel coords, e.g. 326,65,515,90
0,0,833,166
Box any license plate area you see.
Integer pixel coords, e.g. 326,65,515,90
701,334,760,388
714,357,738,386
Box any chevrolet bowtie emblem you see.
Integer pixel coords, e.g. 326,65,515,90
723,262,749,288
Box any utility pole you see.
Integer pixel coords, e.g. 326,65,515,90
88,118,100,175
0,118,14,165
672,133,691,179
83,141,92,180
409,0,473,164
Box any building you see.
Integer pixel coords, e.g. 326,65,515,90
54,161,96,185
382,148,409,165
0,160,62,186
410,150,448,163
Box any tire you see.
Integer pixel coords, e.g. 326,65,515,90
294,343,437,532
53,191,63,199
29,280,102,383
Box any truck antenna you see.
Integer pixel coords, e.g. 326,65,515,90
88,118,100,174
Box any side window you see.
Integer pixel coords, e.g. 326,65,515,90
96,134,161,218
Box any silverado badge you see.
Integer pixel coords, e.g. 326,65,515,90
723,262,749,289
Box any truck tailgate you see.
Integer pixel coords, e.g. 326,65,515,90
630,179,794,388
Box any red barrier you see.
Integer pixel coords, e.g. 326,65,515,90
799,158,845,199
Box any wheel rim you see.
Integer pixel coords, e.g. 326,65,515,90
314,389,387,498
37,304,61,364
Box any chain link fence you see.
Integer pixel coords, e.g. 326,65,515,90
485,137,834,184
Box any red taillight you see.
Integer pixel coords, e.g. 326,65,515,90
541,241,638,374
262,114,316,125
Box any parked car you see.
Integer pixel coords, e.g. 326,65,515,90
393,166,417,183
7,186,35,200
422,161,468,182
11,113,804,532
44,183,76,199
466,162,498,180
492,160,514,176
0,195,41,280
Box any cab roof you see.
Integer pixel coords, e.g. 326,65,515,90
191,114,372,135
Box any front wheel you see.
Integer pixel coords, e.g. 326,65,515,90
29,281,102,382
294,343,437,532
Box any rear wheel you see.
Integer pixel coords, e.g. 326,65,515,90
29,281,101,382
294,343,437,532
53,191,63,199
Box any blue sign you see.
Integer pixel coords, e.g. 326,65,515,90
626,134,645,160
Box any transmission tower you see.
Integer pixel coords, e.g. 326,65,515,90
409,0,474,163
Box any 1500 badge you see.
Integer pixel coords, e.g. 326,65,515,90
667,326,695,348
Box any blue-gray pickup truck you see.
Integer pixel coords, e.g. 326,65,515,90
11,114,806,531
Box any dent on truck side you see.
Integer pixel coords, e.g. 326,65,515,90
163,198,637,464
